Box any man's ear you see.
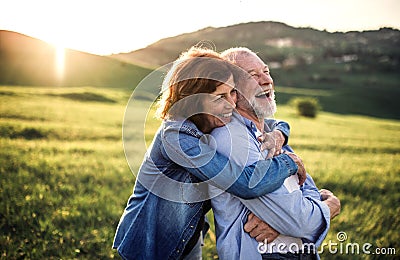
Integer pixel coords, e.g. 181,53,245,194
236,91,246,103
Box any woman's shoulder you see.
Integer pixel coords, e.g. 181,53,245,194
162,119,203,138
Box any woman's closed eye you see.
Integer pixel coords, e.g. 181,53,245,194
219,89,237,100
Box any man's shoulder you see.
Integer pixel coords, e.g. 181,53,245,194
211,115,249,140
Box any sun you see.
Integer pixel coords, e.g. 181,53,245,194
53,44,65,83
44,33,68,83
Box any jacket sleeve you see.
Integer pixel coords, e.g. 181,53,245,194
161,125,298,199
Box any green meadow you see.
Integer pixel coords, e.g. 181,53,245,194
1,85,399,259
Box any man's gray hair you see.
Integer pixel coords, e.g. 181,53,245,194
220,47,258,65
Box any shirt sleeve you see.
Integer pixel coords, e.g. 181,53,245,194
161,123,298,199
238,179,331,246
301,174,323,200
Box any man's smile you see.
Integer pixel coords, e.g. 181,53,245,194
255,89,273,99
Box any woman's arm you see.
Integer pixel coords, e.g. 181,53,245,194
161,124,299,199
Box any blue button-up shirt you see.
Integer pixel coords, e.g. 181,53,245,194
113,119,299,260
209,113,330,260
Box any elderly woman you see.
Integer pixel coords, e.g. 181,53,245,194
113,47,304,260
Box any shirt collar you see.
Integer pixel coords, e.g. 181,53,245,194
233,112,261,138
233,112,274,133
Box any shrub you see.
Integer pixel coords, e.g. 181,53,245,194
290,97,321,118
0,125,47,139
56,92,116,103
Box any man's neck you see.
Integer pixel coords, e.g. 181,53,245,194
237,108,264,131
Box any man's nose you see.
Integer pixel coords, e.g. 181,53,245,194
259,73,273,86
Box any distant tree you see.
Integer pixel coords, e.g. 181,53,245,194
290,97,321,118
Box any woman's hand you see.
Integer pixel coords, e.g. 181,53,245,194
286,152,307,185
258,132,276,159
271,130,285,156
258,130,285,158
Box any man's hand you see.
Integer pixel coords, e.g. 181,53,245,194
286,152,306,185
244,213,279,243
320,189,341,219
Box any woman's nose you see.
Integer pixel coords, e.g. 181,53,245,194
225,95,236,108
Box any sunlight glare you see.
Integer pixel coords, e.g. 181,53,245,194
55,45,65,82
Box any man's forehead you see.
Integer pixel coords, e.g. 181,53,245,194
237,55,267,71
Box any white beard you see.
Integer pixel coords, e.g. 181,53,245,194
251,93,277,119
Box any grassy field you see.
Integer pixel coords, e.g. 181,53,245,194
1,85,399,259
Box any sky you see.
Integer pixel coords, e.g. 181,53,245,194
1,0,399,55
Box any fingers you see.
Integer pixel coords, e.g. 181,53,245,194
271,130,285,148
286,152,307,185
292,155,306,185
320,189,341,219
265,147,275,159
247,221,279,243
259,132,275,152
319,189,334,200
323,193,341,219
320,189,333,195
243,213,259,233
258,131,285,159
257,132,266,143
244,213,280,243
297,166,306,186
254,228,279,243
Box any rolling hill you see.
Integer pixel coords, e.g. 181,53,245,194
0,30,151,89
111,21,400,71
111,21,400,119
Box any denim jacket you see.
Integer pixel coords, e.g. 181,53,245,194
113,119,298,260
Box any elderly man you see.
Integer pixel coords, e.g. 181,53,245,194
209,47,340,259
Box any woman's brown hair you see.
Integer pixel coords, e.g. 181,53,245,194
156,47,240,121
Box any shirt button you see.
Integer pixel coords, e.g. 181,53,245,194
190,225,194,228
182,239,185,242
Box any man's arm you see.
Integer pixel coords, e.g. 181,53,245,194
244,188,340,243
239,179,331,246
243,174,319,243
301,174,323,200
